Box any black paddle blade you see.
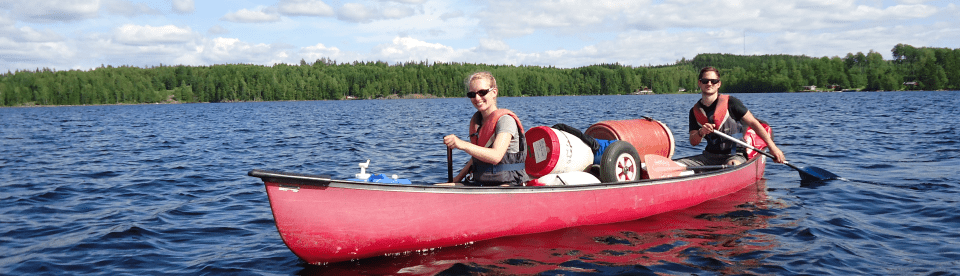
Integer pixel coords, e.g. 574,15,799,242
786,163,840,184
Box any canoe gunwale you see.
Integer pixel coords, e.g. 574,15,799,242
248,169,332,186
248,156,762,194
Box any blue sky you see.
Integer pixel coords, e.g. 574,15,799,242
1,0,957,72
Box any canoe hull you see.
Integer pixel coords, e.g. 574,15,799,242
254,157,765,264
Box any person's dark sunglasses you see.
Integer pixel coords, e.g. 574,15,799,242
466,89,492,98
699,79,720,85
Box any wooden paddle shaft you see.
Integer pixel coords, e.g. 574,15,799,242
447,147,453,183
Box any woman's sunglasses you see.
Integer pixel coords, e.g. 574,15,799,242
466,88,492,98
699,79,720,85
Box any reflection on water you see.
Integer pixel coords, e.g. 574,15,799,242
301,180,777,275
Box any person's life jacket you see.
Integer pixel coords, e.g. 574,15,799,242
468,109,529,186
692,94,742,154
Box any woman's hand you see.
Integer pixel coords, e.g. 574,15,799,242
443,134,463,150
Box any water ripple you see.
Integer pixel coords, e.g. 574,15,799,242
1,92,959,274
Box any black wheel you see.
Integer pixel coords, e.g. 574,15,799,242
599,141,640,183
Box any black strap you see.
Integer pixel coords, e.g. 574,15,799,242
551,123,599,153
473,162,526,174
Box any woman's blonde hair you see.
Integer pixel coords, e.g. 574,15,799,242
464,71,497,92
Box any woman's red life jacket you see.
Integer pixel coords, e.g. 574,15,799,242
467,109,529,186
470,109,525,147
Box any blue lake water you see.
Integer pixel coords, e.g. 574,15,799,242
2,91,958,275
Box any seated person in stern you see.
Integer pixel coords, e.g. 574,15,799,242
442,72,529,186
676,67,786,167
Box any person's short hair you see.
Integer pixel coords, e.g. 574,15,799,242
698,67,720,79
465,71,497,92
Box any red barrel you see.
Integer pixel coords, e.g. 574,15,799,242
585,117,675,160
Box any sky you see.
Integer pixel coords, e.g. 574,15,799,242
1,0,957,72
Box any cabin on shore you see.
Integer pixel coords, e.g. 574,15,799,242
633,88,654,95
800,85,817,92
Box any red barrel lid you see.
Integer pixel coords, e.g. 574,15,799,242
524,126,561,178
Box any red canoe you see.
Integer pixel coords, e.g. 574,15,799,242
248,156,766,264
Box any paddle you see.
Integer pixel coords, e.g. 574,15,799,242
447,147,453,183
710,131,840,183
644,154,730,179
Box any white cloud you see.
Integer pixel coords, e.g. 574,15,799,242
220,0,423,24
103,0,160,17
479,0,639,37
76,31,195,67
70,34,293,68
172,0,194,14
380,5,415,19
880,4,938,19
343,1,472,40
0,11,13,26
207,25,228,35
195,37,286,65
0,10,73,68
221,7,281,23
374,36,467,62
622,1,942,33
299,43,347,62
475,0,943,39
439,10,463,21
113,24,198,46
0,0,101,22
477,38,509,52
0,37,75,65
0,0,958,73
0,22,72,67
764,23,960,59
379,0,427,4
337,2,417,23
10,26,64,42
337,3,378,23
895,0,933,4
0,0,163,22
278,0,335,17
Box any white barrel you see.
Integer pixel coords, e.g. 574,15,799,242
524,126,595,178
534,171,602,186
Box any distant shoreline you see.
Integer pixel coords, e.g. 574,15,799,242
3,90,954,109
0,93,444,108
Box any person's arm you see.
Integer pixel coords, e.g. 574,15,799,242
443,132,512,167
690,123,715,146
456,133,512,164
740,111,785,163
687,109,703,146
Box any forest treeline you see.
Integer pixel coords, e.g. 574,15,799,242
1,43,957,106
